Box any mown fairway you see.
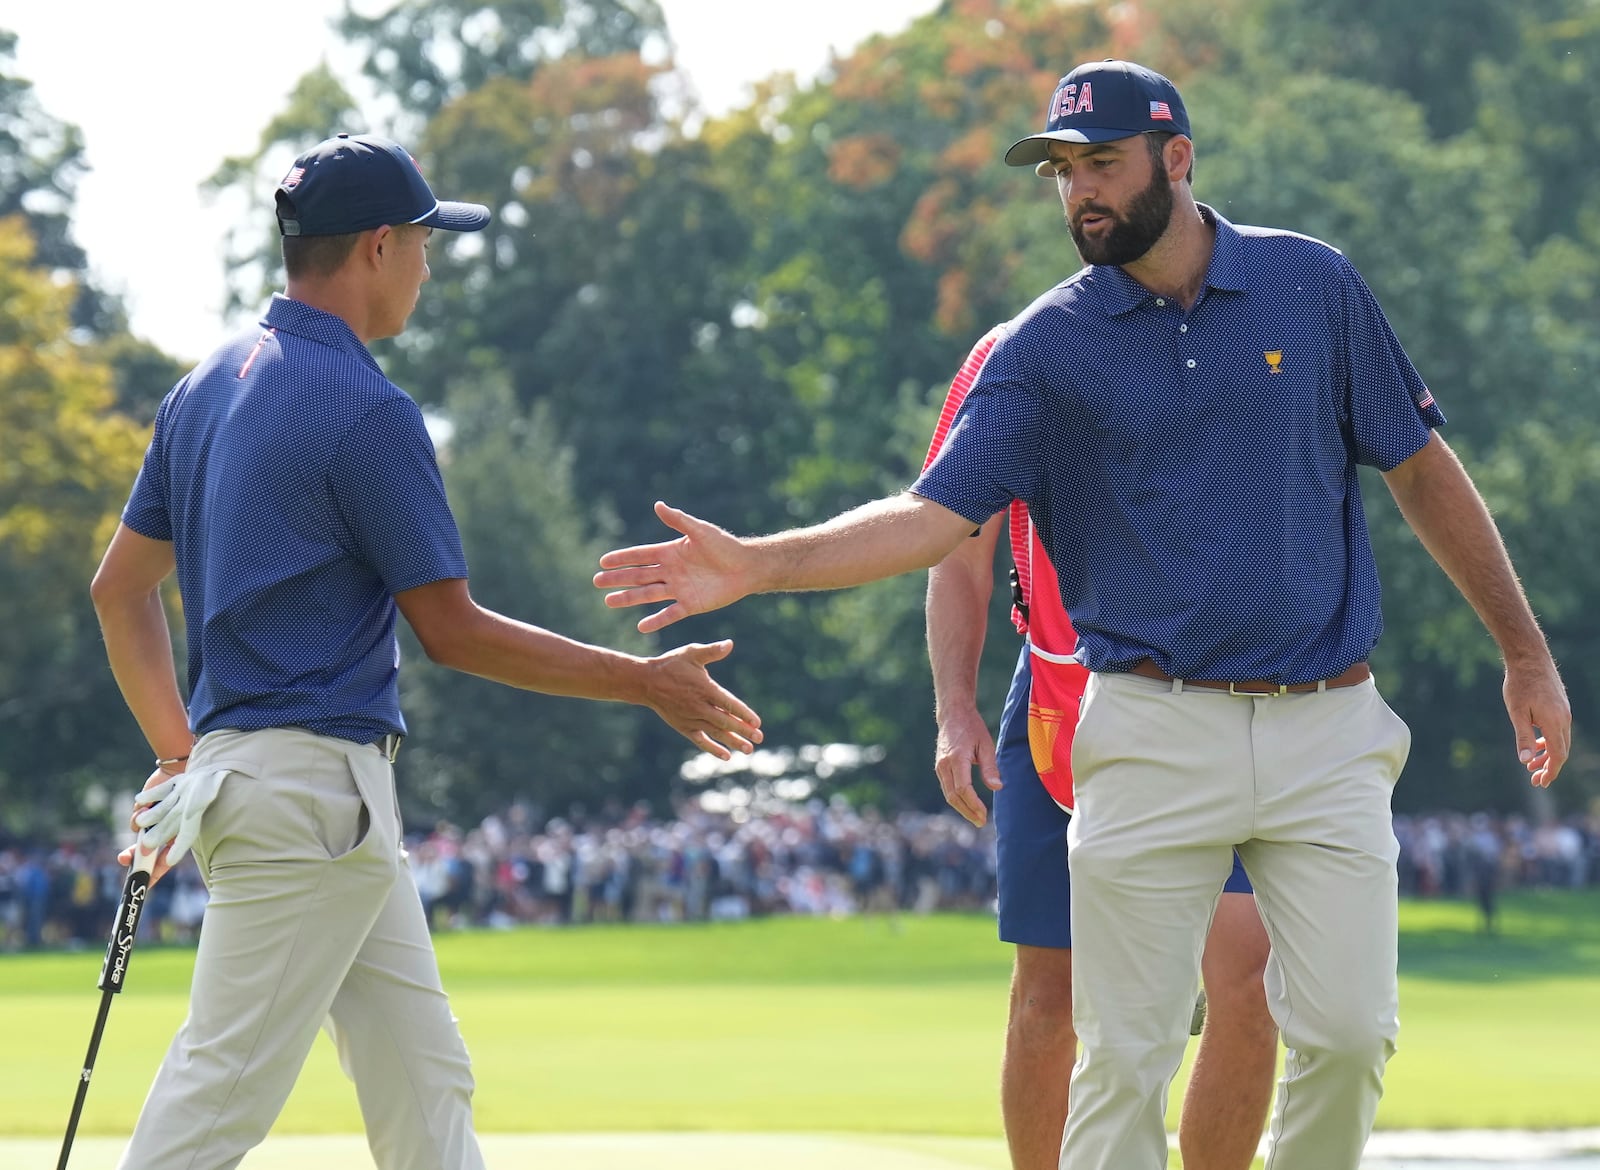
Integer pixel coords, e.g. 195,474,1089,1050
4,892,1598,1143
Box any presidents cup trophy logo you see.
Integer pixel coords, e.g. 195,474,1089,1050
1264,350,1285,374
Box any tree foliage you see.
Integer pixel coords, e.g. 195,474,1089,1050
337,0,666,120
10,0,1600,823
0,218,149,830
394,375,649,822
0,32,84,276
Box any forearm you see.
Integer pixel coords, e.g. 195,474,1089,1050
427,606,653,704
926,520,1002,714
927,570,990,713
94,590,193,760
1384,435,1550,665
747,492,976,595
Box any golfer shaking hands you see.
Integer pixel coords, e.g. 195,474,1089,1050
90,132,760,1170
595,60,1568,1170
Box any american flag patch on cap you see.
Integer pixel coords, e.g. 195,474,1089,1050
282,166,306,189
1150,101,1173,121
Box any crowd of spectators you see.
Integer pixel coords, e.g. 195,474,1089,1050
1393,809,1598,931
3,799,1598,951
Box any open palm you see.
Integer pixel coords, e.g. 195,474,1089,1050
594,501,755,633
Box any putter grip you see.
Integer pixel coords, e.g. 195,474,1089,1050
96,844,157,994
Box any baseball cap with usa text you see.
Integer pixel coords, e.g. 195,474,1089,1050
276,133,491,237
1004,60,1190,172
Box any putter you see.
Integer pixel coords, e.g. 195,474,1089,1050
56,839,158,1170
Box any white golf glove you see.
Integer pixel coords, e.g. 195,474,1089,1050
131,766,233,866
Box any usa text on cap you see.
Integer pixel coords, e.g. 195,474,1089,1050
1004,60,1190,169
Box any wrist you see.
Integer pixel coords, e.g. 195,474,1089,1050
620,655,658,709
1501,643,1555,674
934,692,980,720
156,753,190,775
743,535,786,597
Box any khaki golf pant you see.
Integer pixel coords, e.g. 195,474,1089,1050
1061,671,1409,1170
118,728,486,1170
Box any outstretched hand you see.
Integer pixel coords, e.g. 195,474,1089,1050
642,639,763,759
1504,659,1571,788
595,502,756,634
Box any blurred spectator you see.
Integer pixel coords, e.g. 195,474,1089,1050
7,802,1600,950
1392,808,1600,901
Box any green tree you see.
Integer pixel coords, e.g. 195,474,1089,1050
679,2,1129,797
1242,0,1518,137
206,63,361,315
0,28,129,335
338,0,666,121
0,217,150,831
1474,4,1600,250
94,333,190,425
0,31,85,275
394,373,654,821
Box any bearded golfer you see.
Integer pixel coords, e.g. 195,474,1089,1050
90,132,760,1170
595,60,1568,1170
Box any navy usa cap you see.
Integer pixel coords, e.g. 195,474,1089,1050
275,133,491,237
1004,60,1190,169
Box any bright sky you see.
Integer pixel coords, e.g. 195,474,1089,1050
8,0,938,361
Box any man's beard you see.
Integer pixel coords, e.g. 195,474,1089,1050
1068,166,1174,266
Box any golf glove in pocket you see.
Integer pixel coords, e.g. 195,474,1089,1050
132,766,233,865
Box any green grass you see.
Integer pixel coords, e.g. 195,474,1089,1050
2,1134,1024,1170
4,893,1599,1141
1382,889,1600,1129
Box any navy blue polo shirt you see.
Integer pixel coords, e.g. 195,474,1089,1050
914,206,1446,683
122,294,467,742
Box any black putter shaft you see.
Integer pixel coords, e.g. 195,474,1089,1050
57,842,158,1170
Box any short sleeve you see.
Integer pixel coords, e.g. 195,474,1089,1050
328,397,468,594
122,389,177,541
1339,257,1446,470
912,328,1043,523
923,327,1004,471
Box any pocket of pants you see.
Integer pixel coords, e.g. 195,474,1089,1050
310,756,372,861
1068,675,1110,789
1372,689,1413,783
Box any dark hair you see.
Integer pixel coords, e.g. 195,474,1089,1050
1146,131,1194,185
281,230,364,279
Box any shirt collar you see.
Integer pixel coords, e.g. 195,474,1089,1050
260,294,384,375
1089,203,1248,316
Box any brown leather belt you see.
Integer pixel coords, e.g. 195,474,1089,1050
1126,659,1371,696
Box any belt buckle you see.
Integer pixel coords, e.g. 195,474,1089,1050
1228,681,1287,697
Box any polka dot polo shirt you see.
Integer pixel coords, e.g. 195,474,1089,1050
123,294,468,743
914,206,1446,684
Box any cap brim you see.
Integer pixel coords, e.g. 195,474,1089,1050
1003,128,1144,168
414,200,492,232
